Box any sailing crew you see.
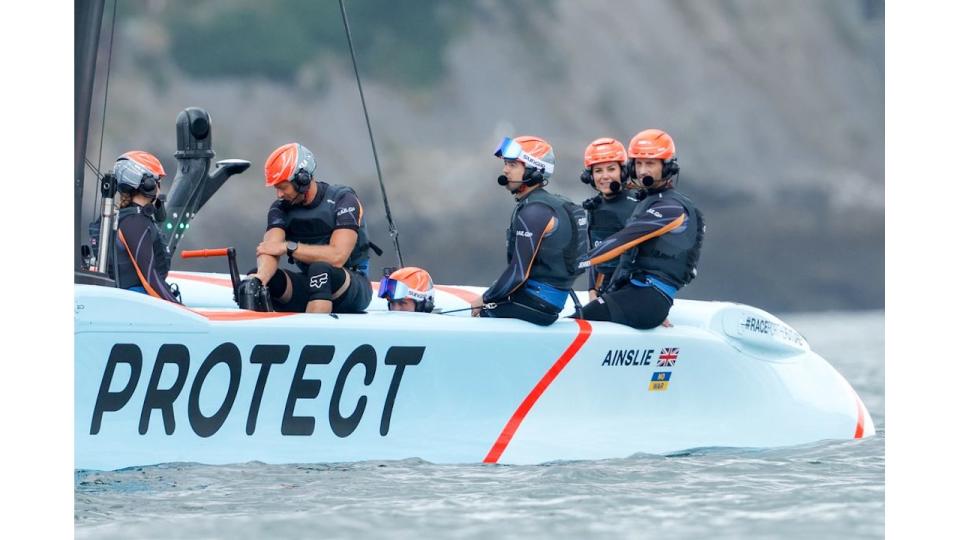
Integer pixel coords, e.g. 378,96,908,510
110,151,181,303
378,266,436,312
242,142,373,313
471,136,588,326
577,129,705,329
579,137,643,300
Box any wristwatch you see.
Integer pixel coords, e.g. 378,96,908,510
286,241,299,262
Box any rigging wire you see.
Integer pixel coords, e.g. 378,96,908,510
88,0,119,222
337,0,404,268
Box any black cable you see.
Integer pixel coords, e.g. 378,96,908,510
89,0,119,222
337,0,404,268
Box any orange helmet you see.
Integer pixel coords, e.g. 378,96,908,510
378,266,435,312
264,142,316,192
583,137,627,168
114,150,166,197
495,135,556,181
627,129,679,180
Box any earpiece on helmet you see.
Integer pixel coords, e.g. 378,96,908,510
580,168,594,186
523,167,544,186
292,168,312,193
662,157,680,180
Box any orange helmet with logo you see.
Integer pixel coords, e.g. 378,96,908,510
627,129,679,180
114,150,166,197
264,142,317,193
495,135,556,182
378,266,435,312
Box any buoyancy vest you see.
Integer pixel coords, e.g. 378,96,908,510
506,188,588,290
280,182,371,276
114,205,171,290
588,190,642,273
620,188,704,288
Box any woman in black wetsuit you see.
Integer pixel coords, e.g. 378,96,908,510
111,151,181,303
579,137,642,300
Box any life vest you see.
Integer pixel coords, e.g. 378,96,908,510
619,188,704,288
278,182,371,276
588,190,642,274
506,188,588,290
114,206,171,290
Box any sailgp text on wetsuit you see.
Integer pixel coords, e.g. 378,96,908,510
89,342,425,438
483,201,561,303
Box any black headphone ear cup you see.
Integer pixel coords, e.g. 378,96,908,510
580,168,595,186
523,167,543,186
422,298,435,313
140,176,157,196
663,158,679,180
620,163,629,184
293,169,311,193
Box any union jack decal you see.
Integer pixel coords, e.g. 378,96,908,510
657,347,679,367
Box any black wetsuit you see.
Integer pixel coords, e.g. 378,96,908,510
584,189,642,294
262,181,373,313
579,187,704,329
481,188,580,326
114,204,181,303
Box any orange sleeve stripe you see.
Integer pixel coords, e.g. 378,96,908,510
589,214,685,266
356,199,364,225
117,229,164,300
509,215,556,295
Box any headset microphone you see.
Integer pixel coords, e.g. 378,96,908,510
609,181,622,194
497,175,508,186
641,175,655,187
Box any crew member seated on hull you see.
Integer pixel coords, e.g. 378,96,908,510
577,129,705,330
471,136,588,326
378,267,436,312
110,151,181,304
241,142,373,314
579,137,643,301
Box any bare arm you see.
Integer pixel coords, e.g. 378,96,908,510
291,228,358,268
255,227,286,283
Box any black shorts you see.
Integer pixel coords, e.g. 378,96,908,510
480,288,563,326
580,282,673,330
268,263,372,313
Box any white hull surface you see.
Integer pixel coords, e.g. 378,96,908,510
75,274,874,471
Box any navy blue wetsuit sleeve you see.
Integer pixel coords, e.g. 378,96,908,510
118,215,181,303
333,190,363,231
483,202,558,303
266,200,287,232
581,198,687,268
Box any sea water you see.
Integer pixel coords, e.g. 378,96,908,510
75,311,884,540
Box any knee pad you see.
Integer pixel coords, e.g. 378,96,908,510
305,263,346,302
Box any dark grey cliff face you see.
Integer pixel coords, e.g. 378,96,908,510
81,0,883,312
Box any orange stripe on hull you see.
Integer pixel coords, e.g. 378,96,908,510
169,271,234,288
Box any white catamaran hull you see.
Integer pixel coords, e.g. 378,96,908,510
75,277,873,471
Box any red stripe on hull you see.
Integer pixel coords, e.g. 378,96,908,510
483,319,593,463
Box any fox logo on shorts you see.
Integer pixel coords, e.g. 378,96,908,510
310,273,329,288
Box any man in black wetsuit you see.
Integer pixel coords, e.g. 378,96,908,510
111,151,181,303
579,137,642,300
244,142,373,314
578,129,705,329
471,135,587,326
